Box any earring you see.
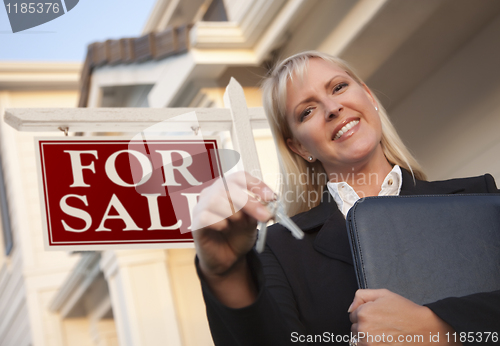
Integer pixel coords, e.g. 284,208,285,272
375,106,378,111
308,156,313,161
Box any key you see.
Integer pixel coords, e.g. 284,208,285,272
256,198,304,253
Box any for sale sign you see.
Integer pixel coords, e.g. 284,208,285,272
36,138,223,250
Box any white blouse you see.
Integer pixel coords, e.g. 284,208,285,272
327,165,403,218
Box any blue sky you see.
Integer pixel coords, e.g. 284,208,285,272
0,0,158,62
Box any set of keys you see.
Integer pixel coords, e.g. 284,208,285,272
254,195,305,253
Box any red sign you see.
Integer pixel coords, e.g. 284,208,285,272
36,138,222,250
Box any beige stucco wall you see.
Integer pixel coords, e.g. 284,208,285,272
391,13,500,182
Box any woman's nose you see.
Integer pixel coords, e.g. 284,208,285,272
324,100,343,121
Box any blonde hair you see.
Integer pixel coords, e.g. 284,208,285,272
261,51,426,216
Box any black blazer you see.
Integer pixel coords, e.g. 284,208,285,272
197,170,500,345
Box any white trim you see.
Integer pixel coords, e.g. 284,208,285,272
49,252,102,318
89,295,112,322
147,53,199,107
190,22,247,48
91,60,173,88
49,252,100,312
191,0,302,55
318,0,389,55
87,81,103,109
0,62,82,73
193,0,286,48
100,249,182,346
0,261,26,341
0,62,81,90
253,0,313,61
141,0,172,33
4,106,269,132
0,96,35,270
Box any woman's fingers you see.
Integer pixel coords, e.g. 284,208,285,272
228,185,273,222
191,172,277,306
241,171,276,202
193,172,275,230
192,171,276,272
223,171,276,202
224,173,275,217
348,289,389,313
348,289,455,346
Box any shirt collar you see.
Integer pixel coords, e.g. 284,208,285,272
326,165,403,217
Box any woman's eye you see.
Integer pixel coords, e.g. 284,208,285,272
333,82,348,93
300,108,313,122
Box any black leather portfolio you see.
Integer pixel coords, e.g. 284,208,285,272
346,194,500,305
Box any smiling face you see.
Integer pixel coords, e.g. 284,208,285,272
285,58,387,177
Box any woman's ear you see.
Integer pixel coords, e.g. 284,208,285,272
286,138,310,161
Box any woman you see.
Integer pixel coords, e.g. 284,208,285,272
192,51,500,345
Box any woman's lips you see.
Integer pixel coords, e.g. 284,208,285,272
333,119,360,141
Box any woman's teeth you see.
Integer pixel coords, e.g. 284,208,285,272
334,120,359,140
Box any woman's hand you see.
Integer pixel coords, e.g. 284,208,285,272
349,289,462,346
192,171,275,307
